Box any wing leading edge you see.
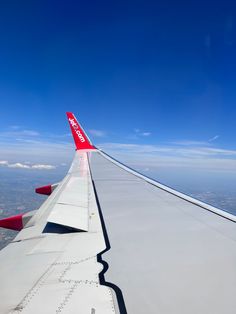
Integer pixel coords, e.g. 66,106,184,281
0,112,235,314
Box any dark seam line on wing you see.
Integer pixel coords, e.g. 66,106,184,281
87,153,127,314
100,151,236,223
57,202,88,208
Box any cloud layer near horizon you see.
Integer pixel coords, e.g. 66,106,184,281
98,142,236,173
0,160,56,170
0,125,236,174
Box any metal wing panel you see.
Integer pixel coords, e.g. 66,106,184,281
57,177,89,207
0,151,118,314
47,153,90,231
89,150,236,314
47,203,89,231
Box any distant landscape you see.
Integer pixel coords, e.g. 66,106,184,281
0,168,65,250
1,165,236,250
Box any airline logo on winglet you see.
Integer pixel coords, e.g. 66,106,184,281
66,112,95,150
68,117,86,143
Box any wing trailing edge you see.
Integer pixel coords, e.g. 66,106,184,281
66,112,95,150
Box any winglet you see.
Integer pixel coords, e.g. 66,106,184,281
66,112,95,150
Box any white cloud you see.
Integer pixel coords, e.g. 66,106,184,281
31,164,56,170
0,136,74,165
0,124,234,175
98,143,173,154
208,135,219,142
132,129,151,138
0,160,56,170
141,132,151,136
8,163,31,169
98,142,236,172
0,160,8,165
100,142,236,157
9,125,21,130
89,129,106,137
172,140,209,146
0,129,40,138
22,130,40,136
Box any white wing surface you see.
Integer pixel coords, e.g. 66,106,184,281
0,112,236,314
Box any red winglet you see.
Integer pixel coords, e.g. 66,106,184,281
66,112,95,150
0,214,24,231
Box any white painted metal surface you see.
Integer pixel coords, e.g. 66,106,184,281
0,140,236,313
0,151,118,314
47,154,90,231
47,202,89,231
89,151,236,314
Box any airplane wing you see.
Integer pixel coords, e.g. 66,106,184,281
0,112,236,314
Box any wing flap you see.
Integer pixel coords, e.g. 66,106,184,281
47,170,90,231
47,203,88,231
57,177,88,208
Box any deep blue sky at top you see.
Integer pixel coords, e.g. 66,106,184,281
0,0,236,147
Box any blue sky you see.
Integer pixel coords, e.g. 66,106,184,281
1,1,236,178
